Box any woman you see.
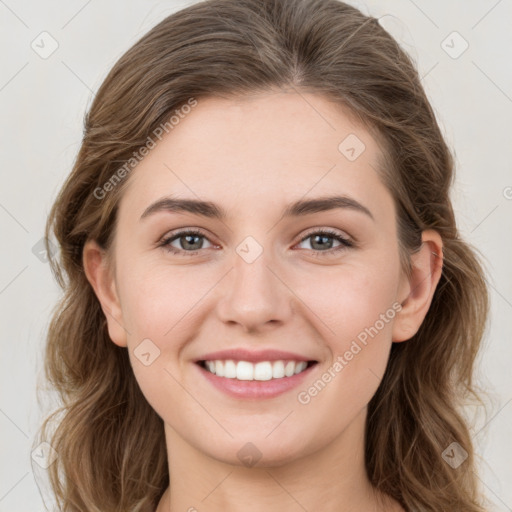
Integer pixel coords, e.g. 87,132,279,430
36,0,489,510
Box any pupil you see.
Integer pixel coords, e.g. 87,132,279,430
312,235,332,250
183,235,201,250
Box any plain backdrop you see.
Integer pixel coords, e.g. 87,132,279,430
0,0,511,510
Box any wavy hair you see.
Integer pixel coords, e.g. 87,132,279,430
35,0,489,510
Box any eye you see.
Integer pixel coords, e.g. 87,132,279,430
295,229,353,255
158,228,354,257
159,229,214,255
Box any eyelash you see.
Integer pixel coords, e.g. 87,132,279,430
158,228,354,257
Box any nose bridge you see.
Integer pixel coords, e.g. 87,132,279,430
216,234,291,329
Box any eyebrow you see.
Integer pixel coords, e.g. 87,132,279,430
140,194,374,221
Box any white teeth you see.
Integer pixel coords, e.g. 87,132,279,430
224,360,237,378
236,361,254,380
284,361,295,377
254,362,273,381
202,359,310,380
215,360,224,377
272,360,285,379
294,361,307,374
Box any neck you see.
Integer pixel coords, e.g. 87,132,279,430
156,408,402,512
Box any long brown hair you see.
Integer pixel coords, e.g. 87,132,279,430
35,0,489,510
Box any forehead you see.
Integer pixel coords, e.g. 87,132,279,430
118,90,392,223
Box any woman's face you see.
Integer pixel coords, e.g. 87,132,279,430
88,90,424,466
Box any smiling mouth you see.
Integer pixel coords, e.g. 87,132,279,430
198,359,318,381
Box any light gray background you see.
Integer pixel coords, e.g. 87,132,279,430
0,0,511,510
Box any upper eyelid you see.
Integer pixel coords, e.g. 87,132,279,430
299,226,351,240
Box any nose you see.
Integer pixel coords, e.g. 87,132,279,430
215,242,293,333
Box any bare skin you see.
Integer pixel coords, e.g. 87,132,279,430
83,89,442,511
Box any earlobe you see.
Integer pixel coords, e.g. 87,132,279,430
392,230,443,343
82,239,128,347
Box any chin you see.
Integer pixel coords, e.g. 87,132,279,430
199,433,318,469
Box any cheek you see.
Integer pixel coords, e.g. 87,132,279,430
120,268,197,420
118,262,216,406
291,254,400,346
292,258,400,404
119,260,214,340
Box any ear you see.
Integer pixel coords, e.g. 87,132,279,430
82,239,128,347
392,229,443,342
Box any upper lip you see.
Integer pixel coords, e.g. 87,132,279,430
195,349,316,363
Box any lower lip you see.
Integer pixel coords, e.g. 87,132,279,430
196,362,317,399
